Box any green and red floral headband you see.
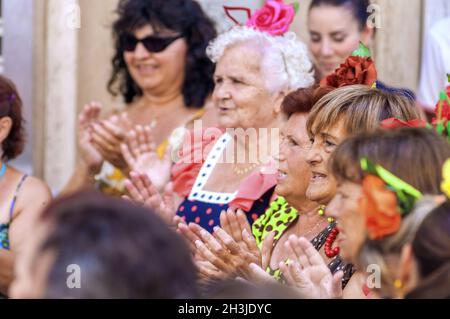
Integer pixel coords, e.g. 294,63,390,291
359,158,423,240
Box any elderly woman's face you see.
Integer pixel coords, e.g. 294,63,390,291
326,180,366,263
123,24,188,96
308,5,373,79
305,120,346,204
276,113,312,204
212,43,281,129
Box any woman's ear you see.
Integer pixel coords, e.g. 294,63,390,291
397,243,418,297
0,117,13,144
360,26,375,48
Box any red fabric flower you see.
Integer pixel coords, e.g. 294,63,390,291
359,175,402,240
431,99,450,125
246,0,295,36
380,118,427,129
320,56,377,88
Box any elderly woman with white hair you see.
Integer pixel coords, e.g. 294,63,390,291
169,22,314,231
125,1,314,233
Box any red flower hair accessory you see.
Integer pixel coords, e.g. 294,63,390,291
320,42,377,89
359,158,423,240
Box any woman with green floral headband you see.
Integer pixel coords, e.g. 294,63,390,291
280,127,450,298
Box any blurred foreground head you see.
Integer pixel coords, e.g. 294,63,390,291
10,191,197,299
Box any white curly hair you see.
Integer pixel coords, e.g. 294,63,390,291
206,26,315,93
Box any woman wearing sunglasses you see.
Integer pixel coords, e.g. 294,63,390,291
62,0,217,196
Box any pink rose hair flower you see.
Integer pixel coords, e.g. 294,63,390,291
246,0,296,36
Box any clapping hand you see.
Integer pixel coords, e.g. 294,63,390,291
121,125,172,192
90,112,132,171
279,235,343,299
123,171,181,227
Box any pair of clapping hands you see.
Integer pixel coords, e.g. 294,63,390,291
78,102,172,191
176,208,344,299
123,172,343,299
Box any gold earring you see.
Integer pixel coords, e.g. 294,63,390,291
394,279,403,289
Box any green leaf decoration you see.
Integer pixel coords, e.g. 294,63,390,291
292,2,300,14
352,42,372,58
437,122,445,135
360,158,422,214
447,73,450,82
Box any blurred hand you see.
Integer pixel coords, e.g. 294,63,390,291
90,112,132,171
123,171,179,227
279,235,343,299
178,223,260,279
78,102,103,172
121,125,172,192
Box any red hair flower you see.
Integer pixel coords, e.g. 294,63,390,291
320,56,377,88
359,175,402,240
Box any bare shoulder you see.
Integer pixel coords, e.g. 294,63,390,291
16,175,53,211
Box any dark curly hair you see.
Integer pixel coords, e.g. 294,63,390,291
0,75,25,161
108,0,217,107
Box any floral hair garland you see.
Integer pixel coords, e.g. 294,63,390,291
224,0,299,36
359,158,423,240
381,74,450,131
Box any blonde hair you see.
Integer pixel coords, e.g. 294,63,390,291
357,197,438,298
306,85,425,137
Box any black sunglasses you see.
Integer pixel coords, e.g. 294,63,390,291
121,34,184,53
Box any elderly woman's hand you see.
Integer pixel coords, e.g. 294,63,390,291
279,235,343,299
121,125,172,192
178,223,260,279
219,208,252,246
242,232,277,284
90,113,132,171
123,171,178,227
78,102,103,172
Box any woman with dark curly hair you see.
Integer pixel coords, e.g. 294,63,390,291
63,0,217,196
0,75,52,296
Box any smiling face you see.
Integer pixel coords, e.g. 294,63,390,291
123,24,188,96
326,180,366,263
276,113,313,205
212,42,283,130
305,120,347,204
308,5,373,79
